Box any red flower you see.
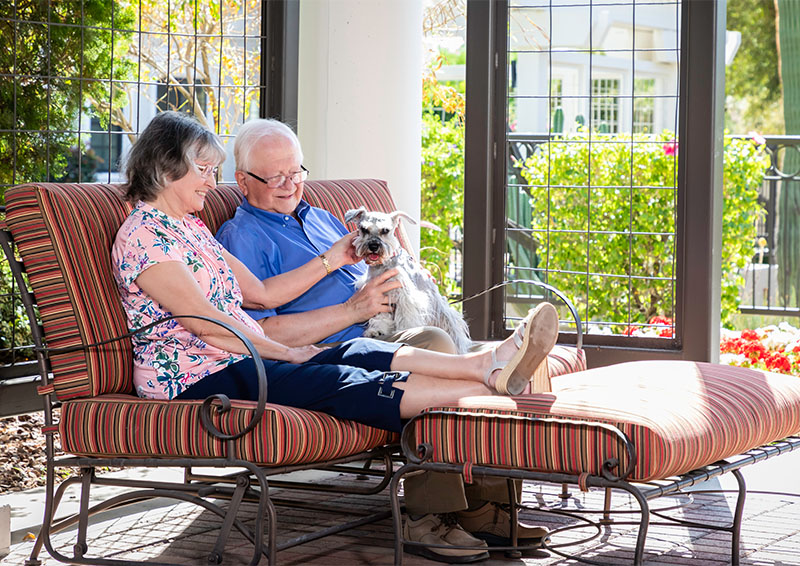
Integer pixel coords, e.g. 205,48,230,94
765,352,792,373
741,329,760,341
663,141,678,156
742,341,767,362
722,337,747,355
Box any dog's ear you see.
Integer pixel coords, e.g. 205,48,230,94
390,211,418,228
344,207,367,225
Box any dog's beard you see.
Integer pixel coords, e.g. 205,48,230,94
354,238,394,265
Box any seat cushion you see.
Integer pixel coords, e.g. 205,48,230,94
409,361,800,482
60,394,398,465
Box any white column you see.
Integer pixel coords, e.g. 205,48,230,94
297,0,423,251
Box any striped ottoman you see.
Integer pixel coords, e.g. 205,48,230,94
408,360,800,482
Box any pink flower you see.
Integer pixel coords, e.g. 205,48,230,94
663,141,678,156
748,130,767,146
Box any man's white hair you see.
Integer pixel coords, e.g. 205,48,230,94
234,119,304,172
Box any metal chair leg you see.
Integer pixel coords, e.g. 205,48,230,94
599,487,614,525
730,469,747,566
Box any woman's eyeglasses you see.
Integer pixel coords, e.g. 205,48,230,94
246,165,308,189
196,163,219,179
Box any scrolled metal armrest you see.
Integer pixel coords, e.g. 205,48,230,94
37,314,267,442
400,409,636,482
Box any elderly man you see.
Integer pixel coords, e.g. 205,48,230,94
216,118,548,563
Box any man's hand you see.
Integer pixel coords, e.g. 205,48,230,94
325,231,361,269
344,268,402,321
285,344,325,364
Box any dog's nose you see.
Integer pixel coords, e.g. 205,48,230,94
368,241,381,253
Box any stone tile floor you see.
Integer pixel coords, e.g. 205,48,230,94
2,459,800,566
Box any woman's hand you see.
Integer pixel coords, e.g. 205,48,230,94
325,231,361,269
285,344,326,364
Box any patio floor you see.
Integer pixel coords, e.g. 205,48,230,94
2,451,799,566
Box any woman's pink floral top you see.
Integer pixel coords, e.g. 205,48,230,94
112,201,265,400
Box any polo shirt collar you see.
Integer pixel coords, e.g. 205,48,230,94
240,198,311,224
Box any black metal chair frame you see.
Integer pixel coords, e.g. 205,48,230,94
1,227,400,566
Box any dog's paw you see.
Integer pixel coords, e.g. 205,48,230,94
363,331,389,342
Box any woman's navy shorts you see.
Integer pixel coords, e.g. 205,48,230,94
175,337,408,432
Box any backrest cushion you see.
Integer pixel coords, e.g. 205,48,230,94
5,179,401,401
196,179,410,249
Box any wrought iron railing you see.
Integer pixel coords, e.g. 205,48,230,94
736,135,800,317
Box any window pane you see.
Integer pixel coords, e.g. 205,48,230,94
504,0,681,341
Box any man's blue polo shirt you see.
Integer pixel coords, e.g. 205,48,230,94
215,198,367,343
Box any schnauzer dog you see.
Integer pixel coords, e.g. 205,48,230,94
344,207,473,354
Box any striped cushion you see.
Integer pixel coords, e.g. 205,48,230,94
546,345,586,378
4,180,403,401
411,361,800,482
5,183,134,399
59,395,397,464
197,180,409,249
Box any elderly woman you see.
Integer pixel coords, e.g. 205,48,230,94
111,111,558,435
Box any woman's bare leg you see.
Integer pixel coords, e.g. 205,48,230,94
393,374,492,418
390,336,521,389
390,304,559,392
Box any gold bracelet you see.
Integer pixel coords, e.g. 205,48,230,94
318,253,332,275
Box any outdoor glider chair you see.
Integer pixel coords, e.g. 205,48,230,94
4,179,800,566
0,178,587,566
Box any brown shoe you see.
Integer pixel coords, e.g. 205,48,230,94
403,513,490,563
457,503,550,547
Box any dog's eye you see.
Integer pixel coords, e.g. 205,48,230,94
360,227,369,235
380,228,390,235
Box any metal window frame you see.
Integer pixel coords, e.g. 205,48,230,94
263,0,299,123
463,0,725,366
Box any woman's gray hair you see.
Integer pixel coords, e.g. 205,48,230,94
234,119,303,172
121,111,225,202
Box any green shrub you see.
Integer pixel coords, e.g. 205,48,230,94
516,130,769,329
420,112,464,296
721,135,772,323
420,58,465,298
0,253,35,365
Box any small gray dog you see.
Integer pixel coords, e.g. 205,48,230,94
344,207,473,354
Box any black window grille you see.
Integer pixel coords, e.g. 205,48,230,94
591,78,621,133
504,0,681,343
633,78,656,133
156,79,209,118
0,0,270,379
89,117,122,173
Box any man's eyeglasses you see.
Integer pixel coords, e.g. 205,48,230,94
246,165,308,189
196,163,219,179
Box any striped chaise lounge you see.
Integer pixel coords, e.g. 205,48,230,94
1,179,587,566
390,359,800,565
